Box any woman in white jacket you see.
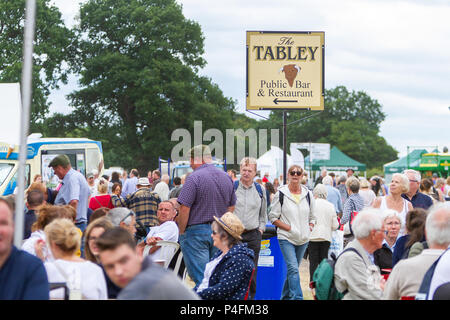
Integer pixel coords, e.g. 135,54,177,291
268,165,316,300
308,184,340,279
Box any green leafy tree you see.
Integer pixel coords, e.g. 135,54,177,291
0,0,75,127
256,86,397,169
68,0,238,171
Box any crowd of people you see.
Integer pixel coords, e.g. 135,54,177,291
1,149,449,301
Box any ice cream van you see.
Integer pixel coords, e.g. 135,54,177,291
0,133,103,195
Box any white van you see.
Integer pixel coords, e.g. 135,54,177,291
0,133,103,195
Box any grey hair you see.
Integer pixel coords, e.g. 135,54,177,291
425,202,450,246
322,176,333,186
359,178,370,189
403,169,421,182
108,207,135,226
240,157,258,169
352,208,384,239
346,176,360,193
313,184,328,199
382,209,402,225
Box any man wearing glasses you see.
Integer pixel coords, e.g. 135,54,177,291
334,208,386,300
402,169,433,210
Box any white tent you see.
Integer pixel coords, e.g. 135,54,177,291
0,83,22,146
257,145,304,183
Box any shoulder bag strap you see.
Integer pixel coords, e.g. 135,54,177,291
93,196,103,208
338,247,367,266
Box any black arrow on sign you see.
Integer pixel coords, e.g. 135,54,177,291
273,98,298,105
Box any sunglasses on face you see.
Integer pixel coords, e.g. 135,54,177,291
290,171,302,176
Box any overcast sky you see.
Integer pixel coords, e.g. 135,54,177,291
50,0,450,158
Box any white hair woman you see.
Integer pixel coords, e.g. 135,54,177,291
308,184,340,280
372,173,413,236
373,209,402,274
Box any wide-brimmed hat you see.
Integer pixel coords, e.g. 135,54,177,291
137,177,150,186
213,212,244,241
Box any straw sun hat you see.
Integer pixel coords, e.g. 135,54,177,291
213,212,245,241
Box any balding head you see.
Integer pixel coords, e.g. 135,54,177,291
425,203,450,248
0,199,14,259
322,176,333,186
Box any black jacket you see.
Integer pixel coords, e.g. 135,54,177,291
373,243,392,274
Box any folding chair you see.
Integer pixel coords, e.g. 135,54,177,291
49,282,69,300
143,240,180,268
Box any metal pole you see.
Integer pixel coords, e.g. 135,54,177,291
14,0,36,247
283,111,287,185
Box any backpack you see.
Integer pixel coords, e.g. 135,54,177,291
278,189,311,209
233,180,264,200
416,248,450,300
310,248,364,300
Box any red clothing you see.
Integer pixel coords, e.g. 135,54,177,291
89,194,114,211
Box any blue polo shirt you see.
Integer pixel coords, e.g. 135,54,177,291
325,185,343,214
54,168,91,223
0,246,49,300
402,191,433,210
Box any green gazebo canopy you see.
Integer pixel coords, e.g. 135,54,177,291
305,146,366,172
384,149,427,174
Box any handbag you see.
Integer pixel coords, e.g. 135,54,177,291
343,198,359,236
328,229,344,258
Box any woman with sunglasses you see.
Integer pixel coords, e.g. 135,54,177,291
195,212,255,300
268,165,316,300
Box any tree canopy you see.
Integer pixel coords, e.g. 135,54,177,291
255,86,398,169
0,0,75,126
61,0,238,171
1,0,398,172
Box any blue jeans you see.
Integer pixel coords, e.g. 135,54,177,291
278,239,309,300
179,223,218,287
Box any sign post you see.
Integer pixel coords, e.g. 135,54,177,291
14,0,36,247
246,31,325,181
